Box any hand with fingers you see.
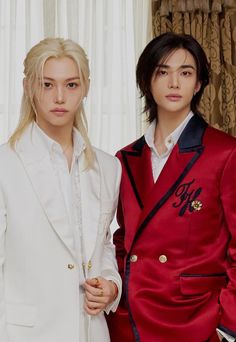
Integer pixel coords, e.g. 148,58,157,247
83,276,118,316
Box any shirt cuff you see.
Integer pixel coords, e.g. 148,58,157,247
103,276,122,314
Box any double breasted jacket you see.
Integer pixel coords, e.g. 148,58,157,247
107,115,236,342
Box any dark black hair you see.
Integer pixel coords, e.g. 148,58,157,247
136,32,210,123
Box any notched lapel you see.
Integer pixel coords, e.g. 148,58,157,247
122,136,154,209
16,126,77,259
79,154,100,267
130,115,208,248
138,146,202,230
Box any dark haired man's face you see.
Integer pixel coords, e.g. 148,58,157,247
150,48,201,120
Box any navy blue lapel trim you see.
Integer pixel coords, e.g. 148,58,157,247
121,115,208,220
132,135,146,152
125,258,141,342
123,115,208,335
121,136,146,209
129,114,208,247
132,148,203,247
178,114,208,152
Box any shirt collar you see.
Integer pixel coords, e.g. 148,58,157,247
33,122,86,157
145,111,194,156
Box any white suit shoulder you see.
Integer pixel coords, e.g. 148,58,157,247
93,147,121,191
0,143,20,178
93,147,121,171
0,143,13,155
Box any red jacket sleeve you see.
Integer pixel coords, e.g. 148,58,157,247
218,146,236,337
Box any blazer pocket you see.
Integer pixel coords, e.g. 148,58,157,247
6,302,37,327
180,274,228,296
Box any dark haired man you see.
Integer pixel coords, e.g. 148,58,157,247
107,32,236,342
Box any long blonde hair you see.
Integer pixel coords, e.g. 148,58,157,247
9,37,95,168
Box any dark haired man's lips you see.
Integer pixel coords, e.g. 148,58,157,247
165,95,182,101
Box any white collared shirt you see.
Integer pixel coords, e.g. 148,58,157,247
144,111,194,182
33,123,85,222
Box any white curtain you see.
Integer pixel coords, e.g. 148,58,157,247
0,0,152,153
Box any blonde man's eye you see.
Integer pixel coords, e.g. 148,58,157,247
67,82,78,88
43,82,52,88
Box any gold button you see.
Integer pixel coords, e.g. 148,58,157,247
130,254,138,262
159,255,167,263
68,264,75,269
167,138,172,144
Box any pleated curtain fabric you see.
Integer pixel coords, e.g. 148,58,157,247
0,0,44,143
152,0,236,136
0,0,152,152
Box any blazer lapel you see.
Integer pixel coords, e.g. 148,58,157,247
79,153,100,269
16,124,77,260
121,136,154,209
123,115,208,251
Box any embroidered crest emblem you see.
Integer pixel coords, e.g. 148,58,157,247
172,179,202,216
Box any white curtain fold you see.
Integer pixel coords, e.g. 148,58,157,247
0,0,152,153
0,0,44,143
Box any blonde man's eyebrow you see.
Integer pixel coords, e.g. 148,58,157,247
41,76,80,81
65,77,80,81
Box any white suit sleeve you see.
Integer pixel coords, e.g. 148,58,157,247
100,157,122,314
101,227,122,314
0,187,9,341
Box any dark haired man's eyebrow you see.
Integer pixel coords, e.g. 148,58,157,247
157,64,196,70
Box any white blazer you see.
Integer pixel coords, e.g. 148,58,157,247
0,124,122,342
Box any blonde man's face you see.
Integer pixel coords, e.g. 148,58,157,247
33,56,84,135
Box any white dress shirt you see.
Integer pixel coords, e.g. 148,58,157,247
144,111,193,182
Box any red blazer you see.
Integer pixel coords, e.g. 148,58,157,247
107,115,236,342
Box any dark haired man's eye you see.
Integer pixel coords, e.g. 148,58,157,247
182,71,192,76
158,69,167,76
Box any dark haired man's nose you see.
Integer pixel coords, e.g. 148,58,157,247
168,74,179,89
